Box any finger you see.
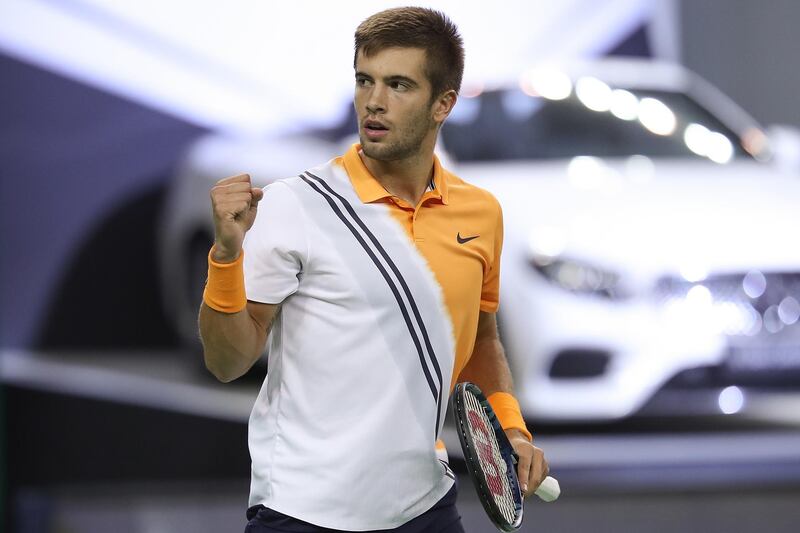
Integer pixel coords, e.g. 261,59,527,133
214,199,251,219
216,173,251,185
213,182,254,195
215,193,255,205
215,190,255,200
531,448,547,489
516,447,532,495
250,187,264,204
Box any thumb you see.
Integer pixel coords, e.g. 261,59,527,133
250,187,264,205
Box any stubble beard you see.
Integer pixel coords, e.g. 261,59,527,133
360,109,436,162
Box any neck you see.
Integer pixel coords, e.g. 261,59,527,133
359,141,436,206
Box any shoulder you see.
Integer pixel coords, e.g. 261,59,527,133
254,178,309,224
260,177,301,203
247,177,310,254
443,167,502,215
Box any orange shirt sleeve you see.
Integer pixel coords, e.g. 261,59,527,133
480,196,503,313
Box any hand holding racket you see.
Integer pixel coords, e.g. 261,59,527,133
453,382,560,532
505,428,554,499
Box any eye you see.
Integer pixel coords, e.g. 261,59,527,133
390,80,409,91
356,76,373,87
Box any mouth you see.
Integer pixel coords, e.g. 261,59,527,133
362,119,389,140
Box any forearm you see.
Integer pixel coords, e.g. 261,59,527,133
459,312,532,442
198,302,269,382
457,335,514,396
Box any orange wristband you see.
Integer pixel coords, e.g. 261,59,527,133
202,248,247,313
487,392,533,442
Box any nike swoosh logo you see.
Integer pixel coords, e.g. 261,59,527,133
457,232,479,244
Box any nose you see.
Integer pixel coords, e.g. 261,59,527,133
365,85,387,115
366,102,385,115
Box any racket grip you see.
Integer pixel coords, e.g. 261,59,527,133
534,476,560,502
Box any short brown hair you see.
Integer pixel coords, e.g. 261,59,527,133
354,7,465,99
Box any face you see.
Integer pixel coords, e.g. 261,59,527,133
354,47,443,162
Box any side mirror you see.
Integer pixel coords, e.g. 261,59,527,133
766,124,800,173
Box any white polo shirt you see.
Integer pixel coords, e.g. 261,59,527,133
242,145,503,530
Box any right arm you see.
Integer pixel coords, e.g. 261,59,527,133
199,298,277,383
198,173,277,382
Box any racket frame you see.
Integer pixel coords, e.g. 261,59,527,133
453,382,524,532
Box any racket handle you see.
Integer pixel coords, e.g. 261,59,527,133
534,476,560,502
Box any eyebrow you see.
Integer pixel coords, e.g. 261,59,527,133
355,71,420,88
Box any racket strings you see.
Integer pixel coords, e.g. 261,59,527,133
464,391,518,525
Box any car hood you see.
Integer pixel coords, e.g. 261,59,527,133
458,158,800,281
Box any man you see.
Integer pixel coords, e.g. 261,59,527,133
199,7,549,532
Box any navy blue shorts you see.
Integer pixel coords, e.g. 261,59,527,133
244,483,464,533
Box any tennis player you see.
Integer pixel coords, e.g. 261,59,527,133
199,7,549,532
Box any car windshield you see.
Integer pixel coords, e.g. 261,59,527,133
441,87,752,162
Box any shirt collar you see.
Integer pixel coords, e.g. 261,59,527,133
342,143,449,205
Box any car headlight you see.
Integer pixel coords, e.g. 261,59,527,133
529,254,623,299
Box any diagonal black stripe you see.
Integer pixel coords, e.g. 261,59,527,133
304,171,445,431
304,172,445,383
304,171,445,436
298,175,440,413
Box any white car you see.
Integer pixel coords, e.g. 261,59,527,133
442,59,800,420
161,59,800,421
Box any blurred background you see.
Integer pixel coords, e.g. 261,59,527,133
2,0,800,531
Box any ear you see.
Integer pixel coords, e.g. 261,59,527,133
431,89,458,124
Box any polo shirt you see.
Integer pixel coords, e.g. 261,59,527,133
242,144,503,530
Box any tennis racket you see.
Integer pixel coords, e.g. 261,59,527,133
452,382,560,532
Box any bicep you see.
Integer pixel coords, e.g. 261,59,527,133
475,311,499,343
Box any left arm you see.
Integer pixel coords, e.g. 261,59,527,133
457,311,549,496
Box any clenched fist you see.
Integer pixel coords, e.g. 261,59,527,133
210,173,264,263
